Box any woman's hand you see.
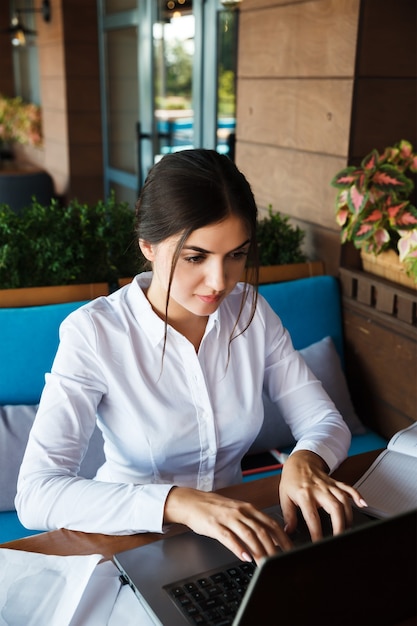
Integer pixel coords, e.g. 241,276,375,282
164,487,293,564
279,450,368,541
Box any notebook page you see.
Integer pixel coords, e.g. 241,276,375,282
387,422,417,457
354,449,417,518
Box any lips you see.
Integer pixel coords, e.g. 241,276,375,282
198,294,222,304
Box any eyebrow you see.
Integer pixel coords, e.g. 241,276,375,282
182,239,251,255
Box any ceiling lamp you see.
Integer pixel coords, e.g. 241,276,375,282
8,0,51,47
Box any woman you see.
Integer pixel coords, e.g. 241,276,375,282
16,149,366,564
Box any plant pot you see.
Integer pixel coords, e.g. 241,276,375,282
360,249,417,291
118,277,133,288
0,283,109,308
244,260,325,285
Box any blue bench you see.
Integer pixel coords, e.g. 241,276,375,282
0,276,386,543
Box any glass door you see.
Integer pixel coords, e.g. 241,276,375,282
152,0,195,161
99,0,238,204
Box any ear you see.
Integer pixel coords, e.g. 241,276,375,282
139,239,155,262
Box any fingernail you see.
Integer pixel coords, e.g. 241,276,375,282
284,524,289,533
241,552,252,562
359,498,368,507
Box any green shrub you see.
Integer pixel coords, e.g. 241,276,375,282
0,192,139,289
256,206,307,266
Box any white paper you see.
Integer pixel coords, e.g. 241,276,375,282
0,549,157,626
108,582,156,626
70,560,155,626
354,423,417,518
69,560,121,626
0,550,103,626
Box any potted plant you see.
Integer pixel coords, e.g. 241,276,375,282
0,94,42,163
0,192,139,306
331,139,417,288
245,205,323,284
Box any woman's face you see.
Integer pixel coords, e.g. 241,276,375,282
140,214,250,320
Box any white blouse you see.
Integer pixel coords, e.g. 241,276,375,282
16,273,350,535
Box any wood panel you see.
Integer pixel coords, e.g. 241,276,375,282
237,78,353,155
235,143,345,229
340,269,417,439
238,0,359,78
356,0,417,77
0,3,14,97
235,0,360,273
348,0,417,164
350,79,417,159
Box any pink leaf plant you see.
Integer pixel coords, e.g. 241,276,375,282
331,140,417,283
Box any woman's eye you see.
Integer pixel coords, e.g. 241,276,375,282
230,250,249,260
184,255,205,264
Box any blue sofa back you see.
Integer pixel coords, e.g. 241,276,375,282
259,275,344,363
0,300,88,405
1,276,344,407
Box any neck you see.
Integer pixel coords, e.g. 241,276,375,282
144,285,208,351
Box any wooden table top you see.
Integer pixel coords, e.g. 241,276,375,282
1,450,382,561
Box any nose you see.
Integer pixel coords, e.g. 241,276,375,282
205,259,226,292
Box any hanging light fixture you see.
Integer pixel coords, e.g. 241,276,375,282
6,0,51,47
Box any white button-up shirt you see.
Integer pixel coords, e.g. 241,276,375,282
16,273,350,535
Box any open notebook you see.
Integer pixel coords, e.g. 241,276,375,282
114,505,416,625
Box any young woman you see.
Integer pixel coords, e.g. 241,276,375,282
16,149,366,564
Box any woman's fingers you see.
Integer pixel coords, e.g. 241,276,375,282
164,487,292,563
223,507,293,562
279,451,370,540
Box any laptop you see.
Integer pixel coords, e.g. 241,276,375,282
113,504,417,625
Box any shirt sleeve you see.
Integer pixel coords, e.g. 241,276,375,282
15,308,174,535
260,298,351,472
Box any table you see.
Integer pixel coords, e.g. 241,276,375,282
1,450,380,560
2,449,416,626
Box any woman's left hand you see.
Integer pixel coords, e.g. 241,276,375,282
278,450,368,541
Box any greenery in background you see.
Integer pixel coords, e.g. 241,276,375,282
0,192,139,289
256,206,307,266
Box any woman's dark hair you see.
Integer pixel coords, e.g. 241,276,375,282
135,149,259,357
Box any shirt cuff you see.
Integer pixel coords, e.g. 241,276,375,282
133,483,175,533
289,440,339,474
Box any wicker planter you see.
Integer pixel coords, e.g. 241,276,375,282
360,249,417,291
0,283,109,308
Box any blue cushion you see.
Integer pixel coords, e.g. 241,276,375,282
0,301,88,405
0,511,43,544
259,275,345,364
347,431,387,456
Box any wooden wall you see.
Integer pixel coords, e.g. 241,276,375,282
61,0,103,203
350,0,417,162
235,0,417,277
36,0,103,204
0,0,103,205
235,0,360,276
0,5,14,98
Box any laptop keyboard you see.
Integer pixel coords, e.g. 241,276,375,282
164,560,256,625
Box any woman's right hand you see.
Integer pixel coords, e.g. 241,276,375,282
163,486,293,564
